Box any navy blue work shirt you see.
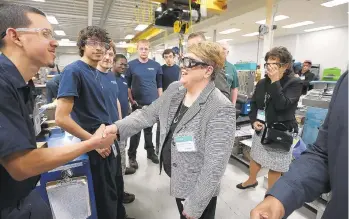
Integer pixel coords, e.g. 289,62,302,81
0,55,40,210
126,59,163,105
115,73,130,119
58,60,112,133
162,64,180,91
99,71,120,122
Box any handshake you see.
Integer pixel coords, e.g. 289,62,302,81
89,124,119,150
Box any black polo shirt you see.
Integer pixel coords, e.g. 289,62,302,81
0,55,40,210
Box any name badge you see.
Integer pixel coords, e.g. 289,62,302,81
174,135,196,152
111,144,118,157
257,109,266,122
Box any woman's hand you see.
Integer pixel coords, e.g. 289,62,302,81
253,121,265,131
267,64,281,83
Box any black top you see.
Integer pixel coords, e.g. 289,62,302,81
0,55,40,210
161,102,188,177
214,69,231,100
162,64,180,91
268,71,348,219
249,74,302,131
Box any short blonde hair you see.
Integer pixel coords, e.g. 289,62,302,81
137,39,150,48
187,41,225,70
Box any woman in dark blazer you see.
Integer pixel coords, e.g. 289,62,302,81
104,41,236,219
237,47,302,191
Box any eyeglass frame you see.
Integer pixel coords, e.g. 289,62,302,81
264,62,286,69
1,28,55,40
84,39,111,50
180,57,210,69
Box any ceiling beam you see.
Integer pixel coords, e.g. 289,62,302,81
54,13,132,23
99,0,117,27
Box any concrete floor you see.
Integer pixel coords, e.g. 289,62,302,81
123,129,316,219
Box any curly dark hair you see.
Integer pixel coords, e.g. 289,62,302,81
77,26,111,57
265,46,293,66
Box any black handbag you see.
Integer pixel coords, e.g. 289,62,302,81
261,123,294,152
260,77,298,152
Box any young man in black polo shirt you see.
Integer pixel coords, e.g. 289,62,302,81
56,27,132,219
126,39,163,169
0,4,116,218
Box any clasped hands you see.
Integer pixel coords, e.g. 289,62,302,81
90,124,119,157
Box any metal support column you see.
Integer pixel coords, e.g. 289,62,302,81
261,0,276,78
88,0,94,26
213,29,217,42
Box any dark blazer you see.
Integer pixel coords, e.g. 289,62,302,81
249,74,302,131
268,71,348,219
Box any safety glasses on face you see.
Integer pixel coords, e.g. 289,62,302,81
264,62,286,69
1,28,55,40
180,57,209,69
85,40,110,50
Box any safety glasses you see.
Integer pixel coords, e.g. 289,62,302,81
180,57,209,69
1,28,55,40
85,40,110,50
264,62,286,69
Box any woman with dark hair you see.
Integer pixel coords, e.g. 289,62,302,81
237,47,303,191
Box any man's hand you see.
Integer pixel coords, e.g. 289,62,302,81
103,124,118,137
182,211,195,219
294,74,300,78
253,121,265,131
250,196,285,219
90,124,116,149
267,65,281,83
96,148,111,158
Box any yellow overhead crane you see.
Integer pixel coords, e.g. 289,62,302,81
151,0,227,13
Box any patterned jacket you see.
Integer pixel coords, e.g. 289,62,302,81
115,81,236,218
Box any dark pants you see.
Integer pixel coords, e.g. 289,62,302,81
176,197,217,219
88,141,125,219
0,190,52,219
128,104,155,159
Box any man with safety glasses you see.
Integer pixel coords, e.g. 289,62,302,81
56,26,129,219
0,4,116,218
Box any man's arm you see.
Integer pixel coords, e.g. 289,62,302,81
117,99,122,120
231,88,238,104
55,97,92,140
157,64,163,97
0,125,115,181
158,88,163,97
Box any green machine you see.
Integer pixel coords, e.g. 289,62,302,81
322,67,341,81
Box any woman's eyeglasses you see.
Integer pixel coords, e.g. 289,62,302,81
85,40,110,50
264,62,285,69
1,28,55,40
180,57,209,69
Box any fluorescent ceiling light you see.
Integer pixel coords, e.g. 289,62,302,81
219,28,241,34
115,43,136,48
321,0,349,7
156,6,162,12
282,21,314,29
304,26,335,32
125,35,134,39
217,39,233,42
243,32,259,37
256,15,289,24
32,0,45,2
206,37,211,39
46,16,58,24
61,38,70,42
54,30,66,36
135,24,148,31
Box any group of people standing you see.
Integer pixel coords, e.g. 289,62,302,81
0,3,347,219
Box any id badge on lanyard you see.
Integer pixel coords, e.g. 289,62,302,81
258,93,270,123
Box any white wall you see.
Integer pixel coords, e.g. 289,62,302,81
228,26,348,75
